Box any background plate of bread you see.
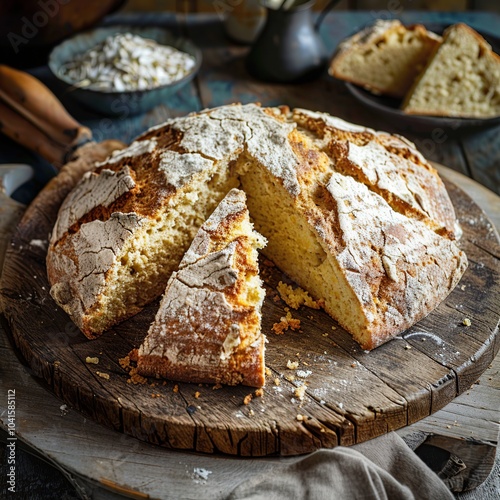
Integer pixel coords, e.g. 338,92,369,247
330,21,500,132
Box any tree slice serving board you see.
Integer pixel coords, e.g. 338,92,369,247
1,171,499,457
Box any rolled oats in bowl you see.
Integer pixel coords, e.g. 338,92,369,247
49,26,202,115
58,33,197,92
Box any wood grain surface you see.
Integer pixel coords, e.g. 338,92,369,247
1,167,498,457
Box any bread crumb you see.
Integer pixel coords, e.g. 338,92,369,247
294,385,307,400
287,360,299,370
254,388,264,398
272,311,301,334
129,349,139,362
463,318,472,326
404,345,412,350
274,377,281,386
265,367,272,377
276,281,323,310
173,384,179,393
118,355,130,370
194,391,201,399
351,362,357,368
285,374,295,382
248,409,255,416
331,325,337,330
212,383,222,390
322,332,329,337
128,367,147,385
296,414,304,421
85,356,99,364
96,371,109,380
243,394,253,405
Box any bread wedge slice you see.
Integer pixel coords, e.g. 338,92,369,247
402,23,500,118
329,20,441,98
136,188,267,387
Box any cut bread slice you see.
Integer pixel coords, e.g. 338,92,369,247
136,188,267,387
402,23,500,118
329,20,441,98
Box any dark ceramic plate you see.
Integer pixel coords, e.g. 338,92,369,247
343,22,500,134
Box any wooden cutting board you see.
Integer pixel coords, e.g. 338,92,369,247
1,174,499,457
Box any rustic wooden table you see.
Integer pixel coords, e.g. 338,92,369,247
0,11,499,499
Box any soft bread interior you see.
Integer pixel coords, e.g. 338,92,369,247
402,24,500,118
84,162,239,335
238,159,370,343
332,23,440,98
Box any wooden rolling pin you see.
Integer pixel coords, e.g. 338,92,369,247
0,65,124,170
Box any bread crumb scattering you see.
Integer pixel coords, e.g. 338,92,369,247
119,354,148,385
254,388,264,398
243,394,253,405
265,367,272,377
248,409,255,416
96,371,110,380
173,384,179,393
273,311,301,335
463,318,472,326
285,374,295,382
85,356,99,364
274,378,281,386
194,391,201,399
287,360,299,370
276,281,323,310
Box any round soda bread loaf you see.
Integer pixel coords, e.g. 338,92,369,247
47,103,467,350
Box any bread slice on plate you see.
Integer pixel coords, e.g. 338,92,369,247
402,23,500,118
329,20,441,98
136,188,267,387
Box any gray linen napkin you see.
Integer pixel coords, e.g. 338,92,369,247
227,432,454,500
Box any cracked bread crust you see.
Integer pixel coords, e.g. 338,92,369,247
136,189,267,387
47,103,467,352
